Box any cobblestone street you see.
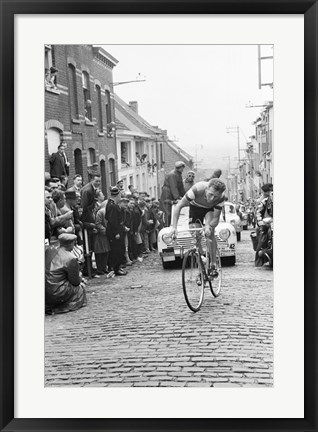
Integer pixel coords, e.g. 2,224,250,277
45,228,273,387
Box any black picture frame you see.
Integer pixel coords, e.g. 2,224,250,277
0,1,317,431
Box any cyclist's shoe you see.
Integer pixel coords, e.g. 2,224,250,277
208,265,219,279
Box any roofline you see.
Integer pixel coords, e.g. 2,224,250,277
92,45,119,66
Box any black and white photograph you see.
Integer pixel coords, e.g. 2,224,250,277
44,43,274,388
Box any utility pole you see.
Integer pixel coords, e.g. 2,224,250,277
258,45,273,89
226,126,241,163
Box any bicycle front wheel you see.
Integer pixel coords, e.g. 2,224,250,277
182,250,204,312
210,248,222,297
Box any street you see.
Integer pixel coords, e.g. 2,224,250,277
45,227,273,387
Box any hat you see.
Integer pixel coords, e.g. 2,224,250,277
58,233,77,245
187,170,195,175
175,161,185,168
65,190,77,200
119,197,129,203
117,179,124,184
50,66,58,73
109,186,120,196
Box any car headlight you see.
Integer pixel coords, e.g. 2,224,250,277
218,228,231,241
162,233,174,245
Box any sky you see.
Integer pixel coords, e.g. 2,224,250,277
103,44,273,171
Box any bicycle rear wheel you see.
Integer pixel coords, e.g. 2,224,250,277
210,248,222,297
182,250,204,312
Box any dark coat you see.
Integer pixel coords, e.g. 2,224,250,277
81,183,97,223
160,169,185,214
95,207,110,254
49,152,67,178
105,199,122,239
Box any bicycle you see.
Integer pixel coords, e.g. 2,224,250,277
181,224,222,312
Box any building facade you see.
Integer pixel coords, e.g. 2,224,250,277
45,44,118,196
115,96,194,198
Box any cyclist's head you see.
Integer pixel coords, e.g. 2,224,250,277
206,178,226,200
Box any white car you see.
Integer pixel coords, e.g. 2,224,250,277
223,202,243,241
158,205,237,269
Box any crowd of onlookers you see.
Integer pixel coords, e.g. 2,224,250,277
45,173,167,275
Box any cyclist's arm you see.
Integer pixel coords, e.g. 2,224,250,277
171,194,190,229
205,204,223,231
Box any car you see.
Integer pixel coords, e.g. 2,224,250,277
223,201,243,241
157,205,237,269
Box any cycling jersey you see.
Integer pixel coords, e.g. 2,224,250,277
185,181,225,210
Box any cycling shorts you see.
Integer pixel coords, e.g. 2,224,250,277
189,205,215,225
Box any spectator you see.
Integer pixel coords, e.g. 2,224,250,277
150,200,161,249
159,161,186,226
45,233,87,315
49,143,68,180
206,169,222,181
59,175,68,191
67,174,83,197
117,179,124,193
64,190,83,245
81,174,101,277
183,170,195,192
118,197,132,266
145,198,156,251
51,189,74,236
106,187,127,276
131,198,144,262
94,200,111,275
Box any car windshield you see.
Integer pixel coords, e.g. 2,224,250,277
178,206,191,227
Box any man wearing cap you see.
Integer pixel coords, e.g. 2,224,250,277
106,187,127,276
64,190,83,245
183,170,196,193
45,233,87,314
81,174,101,277
159,161,186,226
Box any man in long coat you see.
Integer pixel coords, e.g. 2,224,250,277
159,161,186,226
49,143,68,179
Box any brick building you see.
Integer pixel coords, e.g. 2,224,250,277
45,44,118,196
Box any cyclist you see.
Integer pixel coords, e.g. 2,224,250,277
171,178,226,277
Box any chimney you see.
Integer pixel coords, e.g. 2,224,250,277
129,101,138,113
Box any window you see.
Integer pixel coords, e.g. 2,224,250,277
87,148,96,166
45,45,58,90
68,64,79,119
109,158,116,186
136,141,145,165
74,149,83,178
159,143,164,168
105,91,114,137
47,128,61,155
121,141,131,166
96,85,103,133
105,91,111,124
82,71,92,121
